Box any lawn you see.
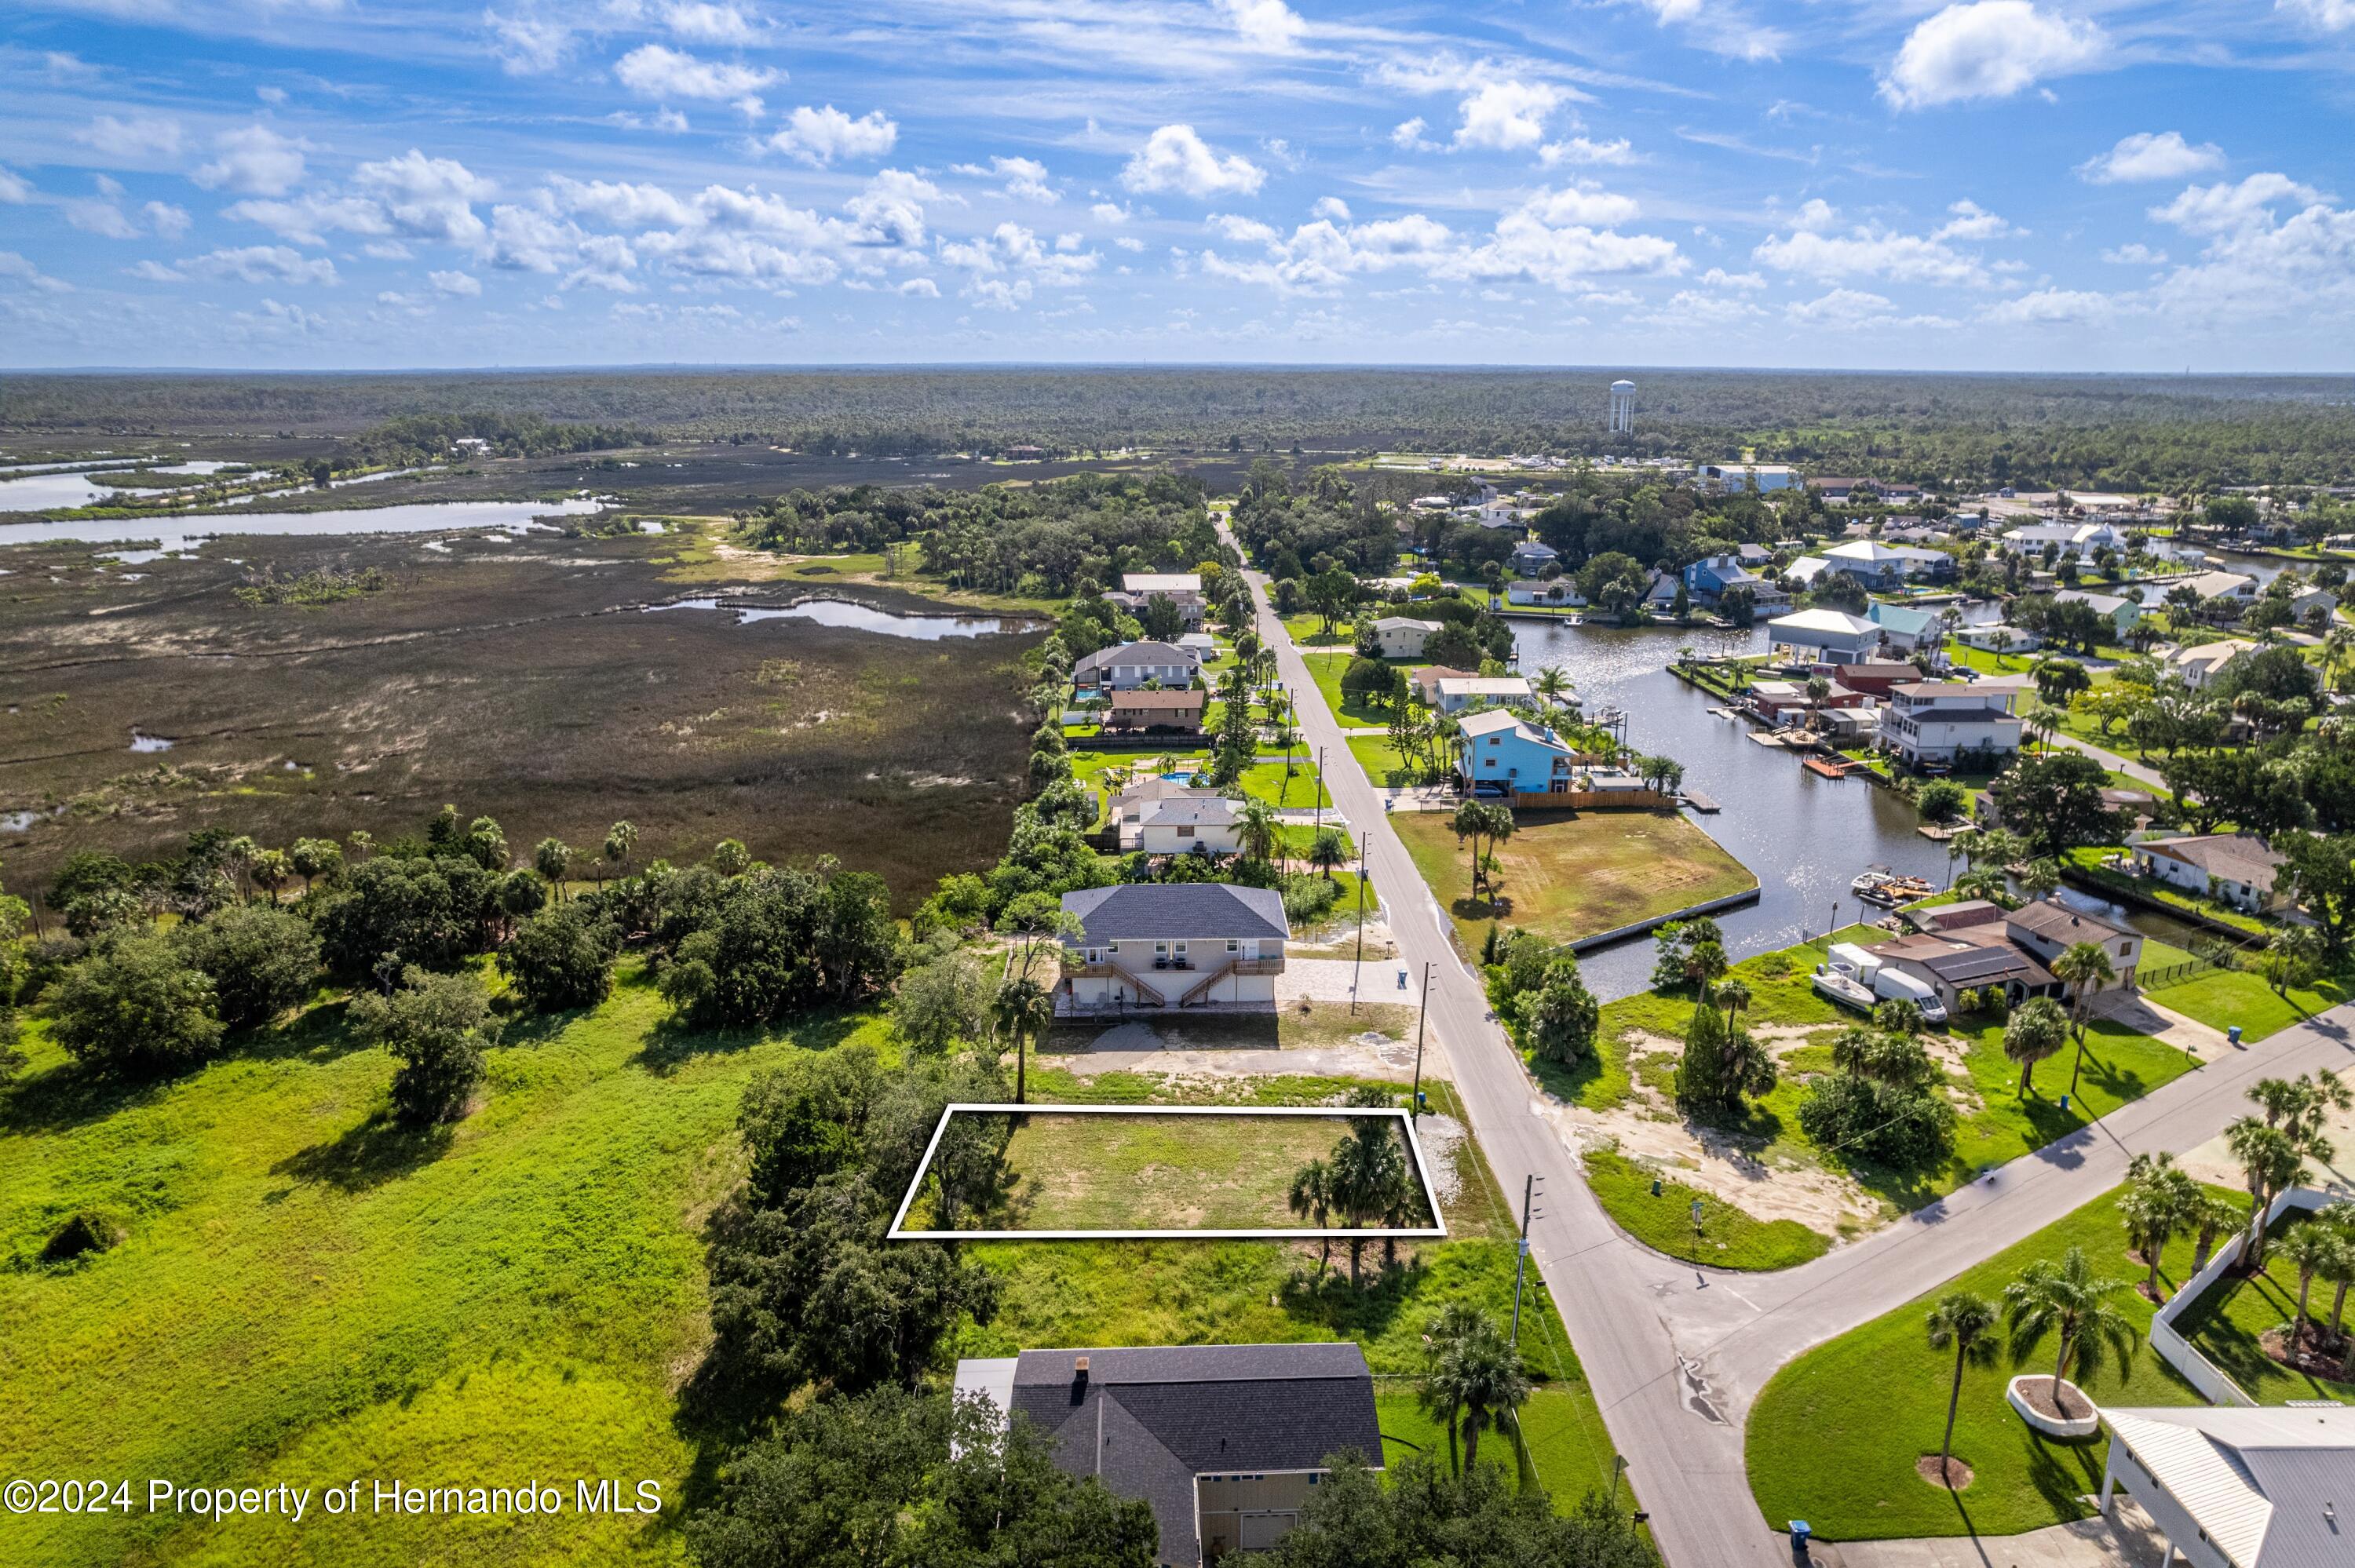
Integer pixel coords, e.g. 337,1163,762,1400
1292,645,1427,727
1067,749,1331,812
1393,807,1756,953
1282,611,1353,649
0,961,889,1568
1375,1385,1615,1511
1747,1186,2212,1542
2143,961,2349,1041
916,1110,1436,1232
1581,1148,1830,1271
2171,1206,2355,1404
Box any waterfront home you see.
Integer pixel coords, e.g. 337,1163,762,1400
1176,631,1220,658
1455,707,1576,794
1821,539,1954,589
1074,639,1202,691
1867,928,2061,1012
1057,884,1288,1010
1681,552,1791,611
1506,580,1586,609
1432,675,1535,713
953,1343,1381,1566
2000,520,2130,559
1829,661,1930,695
1510,540,1560,575
1783,555,1831,588
1371,616,1443,658
2132,833,2290,913
1901,899,2006,934
1736,542,1773,567
1882,680,2024,768
1749,679,1868,725
1112,572,1207,625
2290,585,2339,623
2163,638,2259,691
1766,607,1882,665
1104,687,1207,735
1409,665,1475,706
2006,898,2143,989
2053,589,2141,641
1867,602,1941,652
1954,622,2042,654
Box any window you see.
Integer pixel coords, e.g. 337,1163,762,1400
1226,939,1239,952
1177,825,1194,838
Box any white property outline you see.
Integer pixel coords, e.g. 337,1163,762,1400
886,1103,1450,1242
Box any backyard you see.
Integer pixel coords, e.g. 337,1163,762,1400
1393,806,1757,951
2171,1205,2355,1403
1747,1187,2212,1542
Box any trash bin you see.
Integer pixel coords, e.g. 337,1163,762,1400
2229,1025,2244,1045
1789,1520,1811,1548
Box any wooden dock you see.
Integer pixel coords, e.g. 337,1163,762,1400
1802,756,1859,779
1680,790,1722,813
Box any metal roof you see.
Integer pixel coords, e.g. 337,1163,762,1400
2105,1406,2355,1568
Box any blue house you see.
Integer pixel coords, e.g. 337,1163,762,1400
1680,552,1791,611
1455,708,1576,795
1867,601,1941,651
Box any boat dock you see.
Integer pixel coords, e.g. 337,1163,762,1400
1681,789,1722,813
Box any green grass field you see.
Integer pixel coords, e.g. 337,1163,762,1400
1294,645,1427,727
1068,749,1331,812
923,1110,1436,1232
2171,1206,2355,1403
1393,808,1756,952
2145,961,2349,1041
1580,1149,1830,1271
1747,1187,2212,1541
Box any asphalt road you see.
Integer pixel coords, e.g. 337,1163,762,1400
1226,520,2355,1564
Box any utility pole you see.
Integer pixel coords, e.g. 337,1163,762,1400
1349,830,1368,1014
1410,961,1432,1120
1510,1174,1542,1348
1315,744,1326,829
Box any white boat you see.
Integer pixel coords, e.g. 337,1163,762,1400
1850,866,1934,906
1811,965,1878,1014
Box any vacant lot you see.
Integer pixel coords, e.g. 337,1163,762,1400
0,526,1033,909
915,1110,1438,1233
1394,807,1754,950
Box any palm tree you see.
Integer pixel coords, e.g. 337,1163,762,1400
2188,1187,2246,1273
993,975,1053,1106
2320,1206,2355,1343
2118,1151,2198,1301
2279,1224,2340,1355
1416,1308,1531,1476
1287,1158,1334,1280
2051,940,2117,1099
1308,826,1349,881
2004,1245,2138,1402
601,819,638,885
1236,801,1283,867
1529,662,1575,710
2226,1115,2309,1271
2324,622,2354,695
1717,978,1752,1031
2017,858,2062,902
2004,996,2068,1095
1924,1292,1998,1487
533,837,573,900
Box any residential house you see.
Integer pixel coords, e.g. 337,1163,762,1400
1882,680,2025,768
1807,476,1873,503
1073,640,1201,691
2096,1405,2355,1568
2054,589,2141,642
1104,687,1207,735
1766,607,1882,665
1176,631,1220,659
1510,540,1560,576
1830,660,1932,695
1455,707,1576,794
1867,601,1941,652
1901,899,2006,934
1057,884,1288,1010
2000,521,2130,560
1113,572,1207,626
1642,570,1683,611
1749,679,1869,726
2133,834,2290,913
2164,638,2260,691
954,1343,1383,1566
1432,675,1534,713
1735,542,1773,567
1821,539,1955,589
2290,585,2340,623
2005,898,2143,990
1695,461,1799,493
1409,665,1474,707
1955,623,2043,654
1681,552,1791,611
1506,580,1586,609
2177,570,2260,615
1371,616,1443,658
1108,782,1247,856
1783,555,1831,588
1867,928,2061,1012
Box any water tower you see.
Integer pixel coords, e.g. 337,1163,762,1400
1608,378,1636,435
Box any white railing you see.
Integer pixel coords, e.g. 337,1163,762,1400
2148,1185,2335,1407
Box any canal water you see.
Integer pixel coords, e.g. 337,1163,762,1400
1505,618,2214,1001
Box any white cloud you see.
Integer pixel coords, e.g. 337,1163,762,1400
257,86,288,105
1932,199,2021,241
1981,288,2119,326
1114,235,1145,251
663,1,761,43
612,44,777,106
186,244,340,285
355,149,496,245
1392,118,1436,151
1200,191,1681,297
897,276,940,297
430,268,483,296
127,259,186,283
2278,0,2355,29
1452,80,1560,151
77,113,184,162
1700,267,1765,289
1121,125,1265,199
955,155,1057,204
1782,288,1957,330
0,251,73,293
2101,242,2167,264
1313,196,1350,221
65,195,142,239
2076,131,2225,184
194,125,310,196
1754,219,1992,286
1218,0,1305,50
484,9,578,75
2149,172,2318,236
1540,137,1634,168
1522,185,1641,228
226,193,392,246
1787,198,1838,232
767,104,897,166
1208,213,1280,244
248,297,325,334
1879,2,2108,110
549,176,697,228
0,166,28,203
144,201,192,240
1090,202,1128,224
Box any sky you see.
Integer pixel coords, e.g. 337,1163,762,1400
1,0,2352,372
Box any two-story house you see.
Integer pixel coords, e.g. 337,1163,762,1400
1112,572,1207,626
1072,640,1201,691
1680,552,1791,611
1455,707,1575,796
1371,616,1443,657
1058,883,1288,1010
1431,675,1534,713
1882,680,2025,768
2006,898,2143,990
1509,541,1560,576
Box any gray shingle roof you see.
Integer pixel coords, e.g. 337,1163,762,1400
1006,1344,1382,1568
1062,884,1288,944
1138,797,1240,829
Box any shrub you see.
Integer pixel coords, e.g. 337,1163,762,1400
1280,873,1342,925
49,934,225,1075
496,903,621,1012
39,1211,120,1266
1796,1071,1955,1169
172,903,320,1031
350,967,497,1125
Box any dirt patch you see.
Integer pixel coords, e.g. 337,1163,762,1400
1411,1114,1466,1205
2016,1377,2094,1422
2261,1323,2354,1383
1914,1455,1973,1490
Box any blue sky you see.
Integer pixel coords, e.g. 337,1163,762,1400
2,0,2350,370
